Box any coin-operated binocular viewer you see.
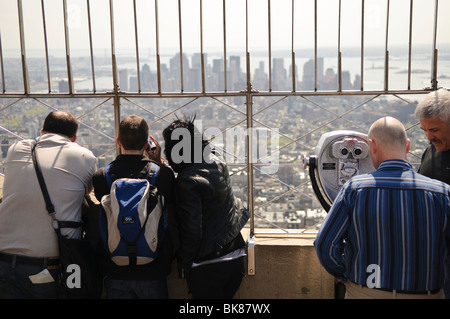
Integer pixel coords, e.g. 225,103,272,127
303,131,375,212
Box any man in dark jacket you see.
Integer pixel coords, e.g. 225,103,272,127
162,116,249,299
415,89,450,297
415,89,450,185
92,115,176,299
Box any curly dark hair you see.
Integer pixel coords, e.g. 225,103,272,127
162,114,211,172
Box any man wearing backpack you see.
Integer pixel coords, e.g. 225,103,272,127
91,115,176,299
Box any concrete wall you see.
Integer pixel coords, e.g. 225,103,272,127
167,231,335,299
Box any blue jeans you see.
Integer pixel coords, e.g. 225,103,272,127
104,277,168,299
0,260,59,299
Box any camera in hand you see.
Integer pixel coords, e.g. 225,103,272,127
148,138,156,151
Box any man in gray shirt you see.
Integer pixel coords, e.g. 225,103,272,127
0,111,97,298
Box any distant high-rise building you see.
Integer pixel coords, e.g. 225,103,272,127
229,56,244,90
302,57,323,90
58,80,69,93
129,76,138,92
119,69,129,91
253,61,268,90
353,74,361,90
212,58,223,74
192,53,207,70
170,53,190,91
188,68,201,91
324,67,337,90
212,58,224,90
341,71,352,90
229,56,241,72
141,64,152,91
272,58,287,90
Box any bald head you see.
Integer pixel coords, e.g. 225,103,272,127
368,117,408,150
368,117,410,168
42,110,78,140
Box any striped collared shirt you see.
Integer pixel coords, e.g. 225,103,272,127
314,159,450,292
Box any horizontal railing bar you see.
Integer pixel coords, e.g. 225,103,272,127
0,88,436,99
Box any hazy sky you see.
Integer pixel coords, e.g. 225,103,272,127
0,0,449,55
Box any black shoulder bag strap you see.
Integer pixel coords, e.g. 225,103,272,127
31,140,55,215
31,140,82,234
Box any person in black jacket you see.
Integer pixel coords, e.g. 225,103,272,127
415,89,450,298
91,115,176,299
162,116,249,299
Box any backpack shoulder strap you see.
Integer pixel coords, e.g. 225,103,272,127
103,163,114,187
104,162,160,186
144,162,160,185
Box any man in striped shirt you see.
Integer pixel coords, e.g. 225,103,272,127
314,116,450,299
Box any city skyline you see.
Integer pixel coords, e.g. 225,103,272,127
5,45,447,95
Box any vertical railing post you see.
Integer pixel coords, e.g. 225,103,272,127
17,0,29,94
314,0,318,91
431,0,439,90
109,0,121,155
291,0,295,92
245,53,254,238
245,0,255,239
407,0,413,90
337,0,342,92
246,88,255,276
0,32,6,93
41,0,51,93
133,0,141,93
86,0,96,93
268,0,272,92
361,0,365,91
155,0,162,94
178,0,184,93
62,0,74,94
222,0,227,92
200,0,206,93
384,0,390,92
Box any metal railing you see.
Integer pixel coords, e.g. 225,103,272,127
0,0,449,237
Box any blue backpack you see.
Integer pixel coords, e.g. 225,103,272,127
99,162,168,266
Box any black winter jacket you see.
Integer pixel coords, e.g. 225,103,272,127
174,153,250,278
